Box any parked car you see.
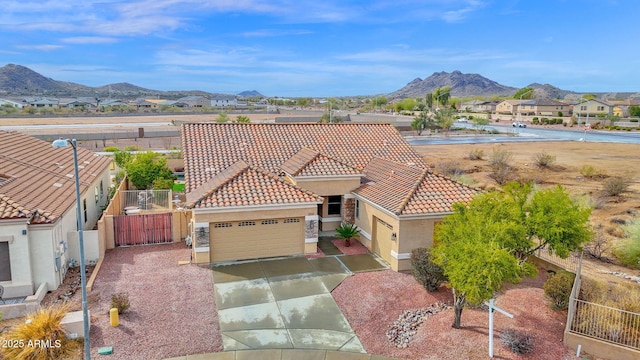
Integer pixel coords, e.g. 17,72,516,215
512,121,527,128
457,117,469,123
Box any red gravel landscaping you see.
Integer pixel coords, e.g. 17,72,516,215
88,243,222,360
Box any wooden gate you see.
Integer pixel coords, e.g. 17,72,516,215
114,213,173,246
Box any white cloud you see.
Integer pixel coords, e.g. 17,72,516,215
61,36,119,44
16,44,64,51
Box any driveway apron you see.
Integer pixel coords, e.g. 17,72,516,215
212,255,383,353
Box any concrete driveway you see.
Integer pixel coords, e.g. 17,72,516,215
211,255,387,353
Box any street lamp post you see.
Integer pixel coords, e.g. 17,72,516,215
52,138,90,360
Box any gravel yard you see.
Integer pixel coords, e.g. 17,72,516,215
89,243,222,359
333,269,581,360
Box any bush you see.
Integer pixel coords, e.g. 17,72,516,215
410,247,446,292
613,220,640,269
0,303,80,359
111,292,131,314
533,151,556,168
437,160,463,176
580,165,606,179
543,270,575,310
630,119,639,122
499,329,533,354
103,146,120,152
467,149,484,160
489,148,512,168
602,176,630,196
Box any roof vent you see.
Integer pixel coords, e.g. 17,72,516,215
53,183,63,188
66,174,74,178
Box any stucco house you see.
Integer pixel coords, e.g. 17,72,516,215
211,95,238,108
178,95,210,108
0,131,111,299
573,99,614,119
182,123,478,271
496,99,526,115
518,99,570,117
460,100,498,113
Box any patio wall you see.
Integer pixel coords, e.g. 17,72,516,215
0,283,47,319
67,230,101,264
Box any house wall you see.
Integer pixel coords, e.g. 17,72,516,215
354,199,401,269
28,225,57,294
397,217,442,271
295,177,360,231
67,230,100,264
0,223,34,298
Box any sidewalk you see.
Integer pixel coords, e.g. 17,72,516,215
166,349,401,360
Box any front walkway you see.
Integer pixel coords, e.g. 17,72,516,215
166,348,400,359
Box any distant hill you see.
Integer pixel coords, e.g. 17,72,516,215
0,64,248,100
388,70,517,99
238,90,264,97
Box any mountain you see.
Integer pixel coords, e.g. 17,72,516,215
0,64,248,99
388,70,517,99
238,90,264,97
526,83,574,100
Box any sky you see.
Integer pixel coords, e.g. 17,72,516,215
1,0,639,97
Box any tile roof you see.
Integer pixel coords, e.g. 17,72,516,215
186,160,322,209
354,158,479,215
0,130,112,223
279,147,361,177
181,123,424,194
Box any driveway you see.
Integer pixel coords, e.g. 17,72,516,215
211,254,387,353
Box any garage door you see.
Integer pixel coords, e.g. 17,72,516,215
210,218,305,262
373,217,394,265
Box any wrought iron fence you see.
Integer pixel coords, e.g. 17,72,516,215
120,190,172,212
569,298,640,350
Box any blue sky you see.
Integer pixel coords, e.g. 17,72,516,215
1,0,638,97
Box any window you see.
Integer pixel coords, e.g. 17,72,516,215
214,223,232,228
100,181,104,199
580,105,587,111
597,106,604,111
261,219,278,225
95,187,99,203
83,199,87,223
0,242,11,281
284,218,300,223
355,200,360,219
327,195,342,215
238,221,256,227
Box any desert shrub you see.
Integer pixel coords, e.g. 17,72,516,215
533,151,556,168
532,117,539,124
410,247,446,292
452,174,476,186
580,165,607,179
467,149,484,160
583,225,611,261
558,111,563,117
579,277,609,303
602,176,630,196
436,160,463,176
103,146,120,152
543,270,575,310
491,164,511,185
489,148,512,168
0,303,80,359
541,117,549,124
499,329,533,354
613,220,640,269
630,119,639,123
111,292,131,314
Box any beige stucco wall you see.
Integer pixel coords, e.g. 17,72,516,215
0,223,34,298
564,331,640,360
396,217,444,271
294,177,360,196
354,200,400,269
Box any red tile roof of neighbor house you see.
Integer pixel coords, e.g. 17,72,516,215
354,157,479,215
185,160,322,209
0,130,111,223
182,123,476,215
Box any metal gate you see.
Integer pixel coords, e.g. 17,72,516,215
114,213,173,246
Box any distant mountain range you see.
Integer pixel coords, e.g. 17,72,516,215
1,64,638,100
0,64,263,99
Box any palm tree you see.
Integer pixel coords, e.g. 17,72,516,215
335,222,360,247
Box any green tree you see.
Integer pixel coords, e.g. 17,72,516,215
125,152,175,190
433,86,451,107
435,108,455,135
113,150,133,168
513,87,535,100
412,111,436,135
234,115,251,123
215,112,229,123
629,105,640,117
432,182,592,328
425,93,433,109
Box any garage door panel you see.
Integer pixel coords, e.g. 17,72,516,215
211,217,304,262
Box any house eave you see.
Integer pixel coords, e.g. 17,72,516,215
191,201,322,214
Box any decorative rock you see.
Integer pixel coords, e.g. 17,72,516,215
386,303,449,348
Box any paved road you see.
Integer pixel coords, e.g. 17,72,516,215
408,123,640,145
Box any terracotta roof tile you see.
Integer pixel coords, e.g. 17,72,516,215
354,158,479,215
188,160,323,208
181,123,424,193
0,130,112,223
280,147,361,177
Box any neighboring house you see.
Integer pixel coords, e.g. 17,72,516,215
518,99,570,116
495,99,526,115
178,95,210,108
64,100,96,109
460,100,498,113
182,123,478,271
130,98,157,109
574,99,614,119
0,99,23,108
25,98,59,108
0,131,111,298
211,95,238,108
100,99,127,108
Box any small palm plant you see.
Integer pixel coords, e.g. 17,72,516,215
335,222,360,247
